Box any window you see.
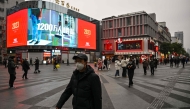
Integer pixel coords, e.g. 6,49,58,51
133,16,135,25
144,15,147,24
0,8,4,12
133,26,135,35
118,28,122,36
125,28,127,36
123,18,125,26
136,16,139,24
109,21,112,28
114,19,116,27
117,41,141,50
127,17,131,26
140,15,142,24
140,26,143,34
108,30,110,37
137,26,139,35
114,29,116,37
130,27,132,36
120,18,122,27
117,19,119,27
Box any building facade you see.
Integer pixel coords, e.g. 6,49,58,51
175,31,184,47
101,11,158,61
2,0,101,64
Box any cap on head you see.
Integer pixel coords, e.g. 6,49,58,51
73,53,88,62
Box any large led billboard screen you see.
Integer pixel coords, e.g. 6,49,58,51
7,8,96,49
7,9,28,48
78,19,96,49
27,9,77,47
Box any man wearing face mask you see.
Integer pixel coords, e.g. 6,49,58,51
126,59,136,87
56,53,102,109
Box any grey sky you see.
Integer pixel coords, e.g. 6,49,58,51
67,0,190,50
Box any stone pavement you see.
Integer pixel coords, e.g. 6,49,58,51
0,63,190,109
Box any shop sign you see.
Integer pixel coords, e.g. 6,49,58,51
16,50,28,53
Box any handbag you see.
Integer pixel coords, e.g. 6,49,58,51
56,64,60,68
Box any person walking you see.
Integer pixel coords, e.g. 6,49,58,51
170,58,173,68
149,58,155,75
22,58,30,79
126,59,136,87
121,57,127,77
3,59,7,68
136,57,139,68
107,59,111,70
34,57,40,73
56,53,102,109
30,58,33,66
182,57,186,68
53,58,58,70
154,58,158,69
142,59,148,75
8,56,18,88
103,58,108,70
115,57,121,77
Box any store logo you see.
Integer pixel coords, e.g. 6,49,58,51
84,29,91,37
85,42,90,46
12,21,19,30
13,38,18,43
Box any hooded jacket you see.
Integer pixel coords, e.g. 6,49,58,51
56,65,102,109
115,60,121,70
8,58,17,74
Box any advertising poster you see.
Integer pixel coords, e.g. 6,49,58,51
78,19,96,49
27,9,77,47
7,9,28,48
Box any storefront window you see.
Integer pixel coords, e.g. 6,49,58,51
117,41,141,50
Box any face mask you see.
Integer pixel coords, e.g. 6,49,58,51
76,62,84,71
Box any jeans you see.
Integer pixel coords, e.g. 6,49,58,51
115,70,119,77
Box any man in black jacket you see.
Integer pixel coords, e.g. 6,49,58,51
22,58,30,79
8,56,18,88
56,53,102,109
34,57,40,73
126,59,136,87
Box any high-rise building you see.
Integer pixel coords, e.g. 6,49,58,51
174,31,183,47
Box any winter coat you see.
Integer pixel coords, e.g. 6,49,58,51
115,60,121,70
56,65,102,109
8,58,17,74
22,60,30,71
149,60,155,67
126,58,130,64
121,59,127,67
143,61,148,67
126,62,136,73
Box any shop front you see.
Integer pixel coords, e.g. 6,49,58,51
43,50,51,64
52,50,61,63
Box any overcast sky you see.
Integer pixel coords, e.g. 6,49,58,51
66,0,190,49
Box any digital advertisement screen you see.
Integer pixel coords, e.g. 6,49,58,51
7,9,28,48
27,9,77,47
78,19,96,49
7,8,96,49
